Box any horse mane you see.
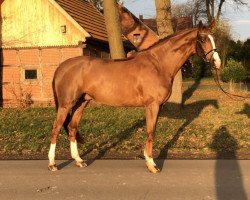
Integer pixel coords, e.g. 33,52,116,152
144,27,197,51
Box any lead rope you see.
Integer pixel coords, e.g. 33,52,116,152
213,69,250,101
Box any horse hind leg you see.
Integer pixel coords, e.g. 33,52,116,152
48,106,71,171
62,107,84,145
68,99,89,168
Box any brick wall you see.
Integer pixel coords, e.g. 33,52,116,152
1,46,83,107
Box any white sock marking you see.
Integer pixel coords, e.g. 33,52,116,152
70,141,83,163
144,150,156,166
208,34,221,69
48,143,56,165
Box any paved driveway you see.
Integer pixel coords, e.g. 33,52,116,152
0,160,249,200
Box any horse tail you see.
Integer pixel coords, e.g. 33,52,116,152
52,76,58,111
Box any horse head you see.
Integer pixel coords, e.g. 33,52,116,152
196,20,221,69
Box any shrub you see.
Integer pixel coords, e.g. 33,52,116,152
220,59,247,83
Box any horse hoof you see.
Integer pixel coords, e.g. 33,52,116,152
48,164,58,172
146,163,160,173
76,161,87,168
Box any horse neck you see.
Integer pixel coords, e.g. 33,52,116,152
151,29,198,76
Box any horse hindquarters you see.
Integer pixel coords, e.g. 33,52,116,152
48,63,87,171
48,100,89,171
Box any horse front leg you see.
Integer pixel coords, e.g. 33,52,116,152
144,102,160,173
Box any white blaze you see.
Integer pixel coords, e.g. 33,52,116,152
208,34,221,69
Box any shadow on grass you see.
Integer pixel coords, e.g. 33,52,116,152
156,99,219,171
82,118,145,166
210,126,247,200
236,103,250,118
182,79,201,105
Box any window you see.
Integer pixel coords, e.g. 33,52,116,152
133,34,141,43
60,25,67,33
25,69,37,80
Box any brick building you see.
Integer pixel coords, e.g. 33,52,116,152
1,0,190,107
0,0,133,107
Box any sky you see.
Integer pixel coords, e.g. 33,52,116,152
123,0,250,41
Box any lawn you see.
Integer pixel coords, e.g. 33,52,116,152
0,79,249,159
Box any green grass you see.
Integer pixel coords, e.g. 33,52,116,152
0,79,250,159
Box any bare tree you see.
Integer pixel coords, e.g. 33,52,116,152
206,0,248,23
155,0,182,107
173,0,248,25
103,0,125,59
172,0,207,26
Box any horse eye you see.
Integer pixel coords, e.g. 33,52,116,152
199,36,206,43
202,37,207,43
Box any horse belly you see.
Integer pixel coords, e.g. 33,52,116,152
86,82,143,107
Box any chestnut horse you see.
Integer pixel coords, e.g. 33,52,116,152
48,21,221,173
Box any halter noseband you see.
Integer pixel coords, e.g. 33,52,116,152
205,48,217,57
